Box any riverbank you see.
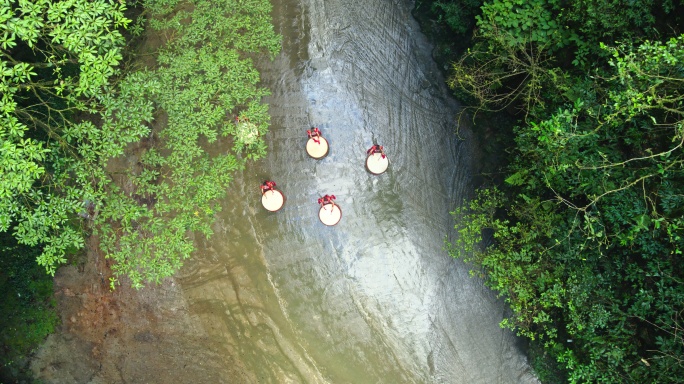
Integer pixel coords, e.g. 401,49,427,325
409,2,548,379
410,0,516,188
423,1,684,382
30,235,253,383
27,0,280,381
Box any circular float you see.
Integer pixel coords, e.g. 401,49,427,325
261,189,285,212
365,152,389,175
306,136,329,159
318,203,342,226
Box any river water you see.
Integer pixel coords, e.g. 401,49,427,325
178,0,539,382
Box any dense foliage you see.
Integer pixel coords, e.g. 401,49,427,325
416,0,483,36
0,233,58,381
412,0,483,73
97,0,280,289
434,0,684,382
1,0,131,275
1,0,280,290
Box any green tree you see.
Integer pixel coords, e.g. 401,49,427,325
1,0,133,273
1,0,281,289
428,1,684,381
449,0,684,121
449,35,684,383
420,0,483,36
97,0,280,288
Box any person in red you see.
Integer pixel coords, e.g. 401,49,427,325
317,194,336,208
307,127,322,144
260,180,276,194
367,144,386,159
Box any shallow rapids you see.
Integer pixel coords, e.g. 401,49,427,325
178,0,539,382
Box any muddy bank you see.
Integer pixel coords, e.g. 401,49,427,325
29,237,252,383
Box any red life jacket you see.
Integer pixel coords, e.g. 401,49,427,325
261,181,276,193
308,128,321,143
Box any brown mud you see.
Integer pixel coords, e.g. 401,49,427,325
30,239,253,383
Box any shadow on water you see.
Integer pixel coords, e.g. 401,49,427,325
178,0,540,383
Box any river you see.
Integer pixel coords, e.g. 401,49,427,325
177,0,539,383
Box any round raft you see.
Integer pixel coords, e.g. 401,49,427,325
306,137,329,159
365,152,389,175
261,189,285,212
318,203,342,226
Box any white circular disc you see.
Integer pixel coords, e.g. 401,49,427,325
261,189,285,212
318,203,342,226
366,152,389,174
306,137,329,159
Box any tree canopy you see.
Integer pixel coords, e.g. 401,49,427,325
437,0,684,382
1,0,133,274
1,0,280,288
